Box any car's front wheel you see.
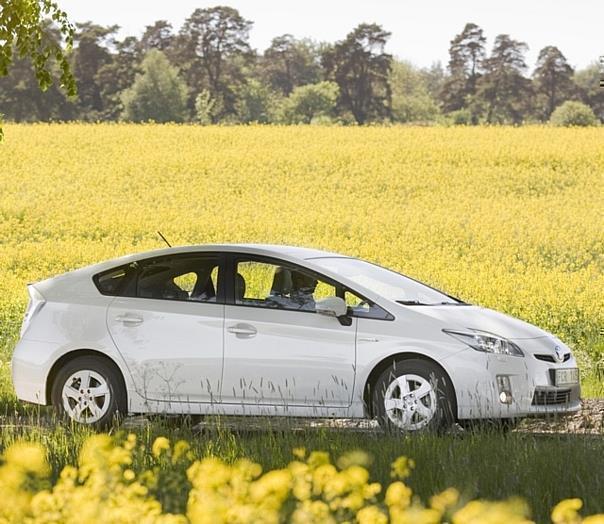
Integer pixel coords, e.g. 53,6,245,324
372,358,455,433
51,356,127,427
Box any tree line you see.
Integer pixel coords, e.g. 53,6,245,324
1,7,602,126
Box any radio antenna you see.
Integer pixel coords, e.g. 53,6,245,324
157,231,172,248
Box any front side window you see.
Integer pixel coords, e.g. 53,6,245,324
136,254,220,302
235,260,336,312
234,258,392,320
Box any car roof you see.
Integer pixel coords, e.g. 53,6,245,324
122,243,346,263
43,244,348,283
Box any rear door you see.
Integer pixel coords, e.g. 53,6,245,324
105,253,225,404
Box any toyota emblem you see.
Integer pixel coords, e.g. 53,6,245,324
554,345,564,363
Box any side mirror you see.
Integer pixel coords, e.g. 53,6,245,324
316,297,352,326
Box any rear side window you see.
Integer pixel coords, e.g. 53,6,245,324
94,263,138,297
136,254,220,302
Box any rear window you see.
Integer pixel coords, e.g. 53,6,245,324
93,263,138,296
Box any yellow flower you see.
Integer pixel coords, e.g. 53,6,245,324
337,450,372,470
390,457,415,480
124,469,136,481
385,481,413,509
430,487,460,514
3,442,49,477
551,498,583,524
152,437,171,458
357,505,388,524
583,516,604,524
172,440,190,462
452,498,533,524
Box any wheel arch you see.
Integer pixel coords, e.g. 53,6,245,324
45,349,128,408
362,352,458,420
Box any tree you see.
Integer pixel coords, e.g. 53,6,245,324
390,60,440,123
475,34,532,124
261,34,321,95
235,79,280,123
0,0,76,138
71,22,118,119
574,62,604,122
280,81,339,124
322,23,392,124
0,20,76,122
420,61,445,101
533,46,576,120
440,23,486,114
121,49,188,123
96,35,142,119
549,101,598,126
140,20,174,54
178,6,253,120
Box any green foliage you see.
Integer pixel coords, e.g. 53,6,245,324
533,46,576,120
440,23,486,114
235,79,280,124
475,34,531,124
121,50,188,123
0,5,599,128
72,23,118,119
194,89,217,125
447,108,473,125
262,34,322,95
574,63,604,122
178,6,253,121
549,101,598,127
0,0,75,92
390,60,440,123
280,81,339,124
0,0,76,139
322,23,392,124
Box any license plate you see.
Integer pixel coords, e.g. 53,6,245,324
554,368,579,386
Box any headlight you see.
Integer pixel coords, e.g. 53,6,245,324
443,329,524,357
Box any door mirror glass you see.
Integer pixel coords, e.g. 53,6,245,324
315,296,347,318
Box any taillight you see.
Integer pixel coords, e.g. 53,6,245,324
20,285,46,338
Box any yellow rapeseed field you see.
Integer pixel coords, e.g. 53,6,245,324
0,123,603,376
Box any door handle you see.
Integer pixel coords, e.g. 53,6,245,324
115,314,143,325
227,323,257,338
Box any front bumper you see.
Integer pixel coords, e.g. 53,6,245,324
442,339,582,420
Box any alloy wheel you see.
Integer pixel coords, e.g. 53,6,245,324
61,369,111,423
383,373,437,431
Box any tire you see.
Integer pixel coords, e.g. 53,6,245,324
372,358,455,434
51,356,127,428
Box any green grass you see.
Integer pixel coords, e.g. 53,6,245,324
0,414,602,523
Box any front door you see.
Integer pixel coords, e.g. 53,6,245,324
221,256,357,409
107,253,224,403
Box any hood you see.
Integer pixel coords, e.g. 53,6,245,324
404,304,551,340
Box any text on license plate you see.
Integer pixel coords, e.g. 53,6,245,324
554,368,579,386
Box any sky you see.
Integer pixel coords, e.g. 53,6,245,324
58,0,602,71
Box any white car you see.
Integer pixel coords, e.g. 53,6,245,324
12,244,581,430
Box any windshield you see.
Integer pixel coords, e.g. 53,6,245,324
309,257,464,305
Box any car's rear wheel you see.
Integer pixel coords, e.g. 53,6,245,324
372,359,455,434
51,356,127,427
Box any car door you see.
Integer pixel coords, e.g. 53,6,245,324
106,252,225,404
221,255,357,409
